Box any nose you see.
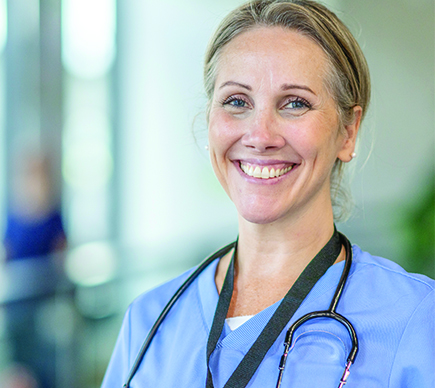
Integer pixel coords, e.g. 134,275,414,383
241,109,285,152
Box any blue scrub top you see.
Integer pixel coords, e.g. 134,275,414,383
102,246,435,387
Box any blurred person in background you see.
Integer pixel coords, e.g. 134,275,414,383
1,151,67,388
102,0,434,387
0,364,38,388
3,152,66,261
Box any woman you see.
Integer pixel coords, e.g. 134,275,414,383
102,1,434,387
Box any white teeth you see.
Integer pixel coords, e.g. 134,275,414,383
240,163,294,179
253,166,262,178
261,167,269,179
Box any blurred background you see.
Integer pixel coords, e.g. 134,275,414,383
0,0,433,386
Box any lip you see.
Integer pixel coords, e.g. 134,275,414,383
235,158,297,166
233,159,299,184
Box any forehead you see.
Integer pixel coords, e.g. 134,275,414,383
216,26,329,90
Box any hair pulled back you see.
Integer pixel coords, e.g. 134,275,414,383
204,0,371,221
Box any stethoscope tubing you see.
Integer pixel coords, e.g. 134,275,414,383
329,233,352,312
124,234,357,388
123,242,237,388
276,233,357,388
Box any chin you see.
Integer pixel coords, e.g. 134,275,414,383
237,204,286,225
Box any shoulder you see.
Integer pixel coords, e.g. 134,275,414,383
344,245,434,332
101,264,210,387
127,243,234,327
344,246,434,386
348,248,435,387
351,245,434,295
127,266,198,326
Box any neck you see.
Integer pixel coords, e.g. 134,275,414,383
236,210,336,281
215,206,342,317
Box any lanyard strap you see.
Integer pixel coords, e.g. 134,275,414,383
206,229,342,388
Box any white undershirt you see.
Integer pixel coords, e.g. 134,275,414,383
225,315,255,331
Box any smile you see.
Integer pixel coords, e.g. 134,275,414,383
240,162,294,179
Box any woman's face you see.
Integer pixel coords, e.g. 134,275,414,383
208,27,359,225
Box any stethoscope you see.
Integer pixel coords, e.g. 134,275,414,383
123,232,358,388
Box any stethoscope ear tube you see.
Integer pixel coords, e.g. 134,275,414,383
123,242,236,388
276,311,358,388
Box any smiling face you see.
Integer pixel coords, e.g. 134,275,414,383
208,27,359,226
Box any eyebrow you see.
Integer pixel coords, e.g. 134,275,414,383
281,83,316,96
218,81,252,91
218,81,316,96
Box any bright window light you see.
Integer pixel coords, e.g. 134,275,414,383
62,109,113,190
0,0,7,53
65,241,116,286
62,0,116,78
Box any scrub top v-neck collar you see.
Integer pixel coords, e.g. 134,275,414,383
197,259,280,353
196,253,351,355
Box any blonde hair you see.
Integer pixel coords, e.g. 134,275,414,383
203,0,371,221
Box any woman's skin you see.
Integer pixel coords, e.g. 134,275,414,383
208,27,362,317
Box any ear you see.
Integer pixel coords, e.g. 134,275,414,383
337,106,362,163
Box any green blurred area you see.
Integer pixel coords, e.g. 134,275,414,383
402,170,435,279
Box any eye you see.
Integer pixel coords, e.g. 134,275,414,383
282,97,312,115
220,95,251,112
287,100,308,109
227,98,247,107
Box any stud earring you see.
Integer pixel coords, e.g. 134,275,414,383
350,152,357,159
205,145,209,150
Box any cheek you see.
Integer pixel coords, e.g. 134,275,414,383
295,116,341,155
208,110,240,151
208,112,230,171
281,122,322,158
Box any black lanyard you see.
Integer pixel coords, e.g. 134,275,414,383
206,229,342,388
